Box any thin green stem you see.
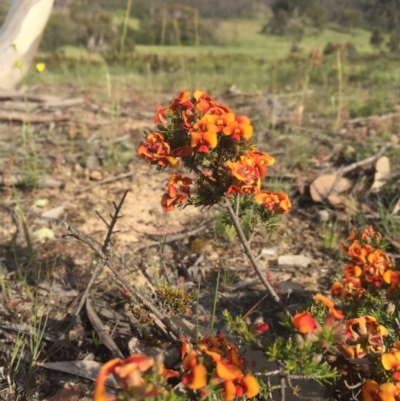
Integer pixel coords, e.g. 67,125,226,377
120,0,133,55
195,278,201,341
210,267,221,333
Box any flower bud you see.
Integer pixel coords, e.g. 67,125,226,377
294,334,304,347
386,302,396,315
312,354,323,364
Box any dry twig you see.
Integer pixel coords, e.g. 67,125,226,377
60,190,185,344
223,199,291,318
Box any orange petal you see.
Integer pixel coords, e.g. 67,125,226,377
166,156,179,168
314,293,335,309
242,376,260,398
216,361,241,381
202,131,218,148
190,132,202,147
94,359,123,401
382,353,400,370
292,312,317,334
189,363,207,390
362,380,380,401
222,380,237,401
239,123,253,139
183,350,199,371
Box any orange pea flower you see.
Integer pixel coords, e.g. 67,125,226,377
347,241,370,264
212,356,259,401
252,321,270,335
191,116,218,153
343,264,362,279
137,132,178,168
180,335,191,360
170,89,193,111
246,149,275,178
330,277,365,300
226,158,260,187
254,190,291,214
161,173,192,211
314,293,344,320
154,106,169,124
292,312,318,334
384,270,400,294
341,343,367,359
225,184,259,197
219,374,260,401
379,382,400,401
344,316,388,359
181,350,208,390
193,90,231,114
361,225,382,241
235,115,251,124
94,358,125,401
213,112,236,132
362,380,380,401
223,121,253,141
382,348,400,380
94,354,173,401
361,380,400,401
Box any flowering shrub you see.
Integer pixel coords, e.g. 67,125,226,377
93,92,400,401
330,226,392,300
137,90,290,215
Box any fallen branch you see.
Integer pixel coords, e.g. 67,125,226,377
86,297,124,359
341,143,392,174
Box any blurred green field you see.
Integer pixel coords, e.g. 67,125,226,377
135,19,374,59
33,16,400,120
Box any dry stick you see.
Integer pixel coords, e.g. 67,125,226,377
86,297,124,359
279,376,286,401
315,142,392,201
223,199,291,318
341,142,392,174
45,194,130,357
66,191,129,325
63,222,184,343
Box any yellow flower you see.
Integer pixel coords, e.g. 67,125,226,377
36,63,46,72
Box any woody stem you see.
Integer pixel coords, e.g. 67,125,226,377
223,198,292,318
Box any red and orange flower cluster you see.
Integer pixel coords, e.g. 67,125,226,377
94,354,178,401
138,90,290,213
330,226,393,300
363,341,400,401
94,335,260,401
181,334,260,401
290,292,398,401
363,342,400,401
292,293,391,362
292,293,344,343
342,315,388,360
